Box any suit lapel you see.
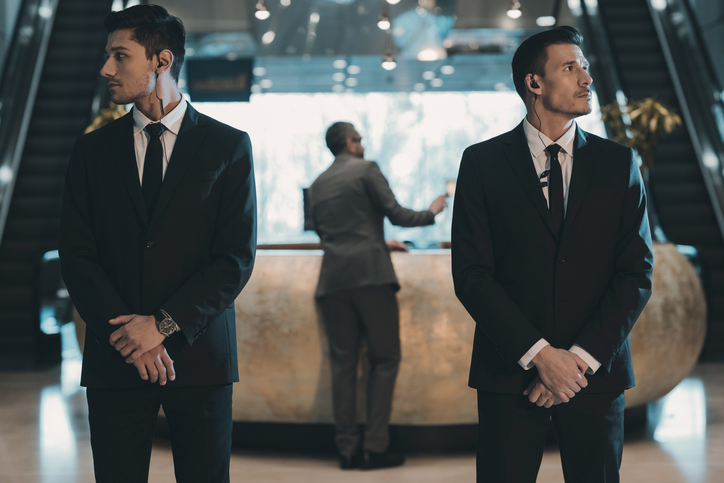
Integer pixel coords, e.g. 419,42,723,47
150,104,207,224
111,110,148,226
561,127,594,238
504,122,559,240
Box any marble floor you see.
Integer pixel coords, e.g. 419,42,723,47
1,340,723,482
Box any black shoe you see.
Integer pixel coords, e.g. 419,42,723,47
339,453,361,470
359,451,405,470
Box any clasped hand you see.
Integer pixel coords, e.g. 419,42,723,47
528,346,588,405
109,314,174,384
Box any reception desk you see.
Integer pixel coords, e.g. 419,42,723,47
233,249,477,425
232,243,706,425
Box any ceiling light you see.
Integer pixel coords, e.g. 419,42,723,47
378,14,391,30
413,83,426,92
310,12,320,23
381,53,397,70
440,65,455,75
430,78,443,88
332,84,344,93
255,0,270,20
386,0,401,4
347,65,361,75
332,72,346,82
260,79,273,89
250,85,262,94
422,71,435,80
345,78,358,87
417,48,443,61
280,0,291,6
536,16,556,26
261,31,275,44
253,67,267,76
333,59,347,69
507,1,522,19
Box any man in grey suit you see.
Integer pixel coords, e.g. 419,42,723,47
309,121,447,470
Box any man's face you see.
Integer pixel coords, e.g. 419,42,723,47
346,128,365,158
100,29,156,105
538,43,592,119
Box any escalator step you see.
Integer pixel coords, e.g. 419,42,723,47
0,288,34,310
2,218,61,240
605,21,657,38
20,155,71,176
0,263,36,286
50,31,107,47
12,176,66,197
29,118,89,137
664,225,723,246
32,99,91,117
22,136,77,156
6,197,63,219
620,70,674,88
36,80,98,99
41,63,99,80
652,164,702,182
656,184,712,203
45,45,105,63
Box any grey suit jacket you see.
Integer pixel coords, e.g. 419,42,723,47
309,154,434,298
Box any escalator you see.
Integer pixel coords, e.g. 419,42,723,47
574,0,724,358
0,0,113,368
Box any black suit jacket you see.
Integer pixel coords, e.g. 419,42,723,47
451,121,653,394
59,104,256,388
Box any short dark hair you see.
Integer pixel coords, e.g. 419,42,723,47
326,122,355,156
104,4,185,82
511,26,584,101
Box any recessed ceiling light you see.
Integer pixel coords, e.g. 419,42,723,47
347,65,361,75
440,65,455,75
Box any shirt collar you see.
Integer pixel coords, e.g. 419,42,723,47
523,118,577,159
132,98,188,136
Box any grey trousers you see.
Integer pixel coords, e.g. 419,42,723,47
319,284,401,456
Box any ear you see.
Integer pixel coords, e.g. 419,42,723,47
156,49,174,75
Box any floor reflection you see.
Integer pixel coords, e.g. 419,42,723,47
1,340,723,482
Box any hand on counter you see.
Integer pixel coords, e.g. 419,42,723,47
109,314,165,363
429,194,449,216
132,344,175,385
386,239,409,253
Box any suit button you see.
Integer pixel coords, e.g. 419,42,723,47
146,241,155,248
557,257,566,263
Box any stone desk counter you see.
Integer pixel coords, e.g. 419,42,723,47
232,243,706,425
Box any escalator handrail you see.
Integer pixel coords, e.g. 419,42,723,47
646,0,724,243
0,0,59,245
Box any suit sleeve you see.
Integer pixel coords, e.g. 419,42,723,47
451,147,544,371
160,132,257,347
364,161,435,227
572,148,654,372
59,137,130,355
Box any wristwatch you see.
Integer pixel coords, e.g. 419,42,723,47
154,309,180,337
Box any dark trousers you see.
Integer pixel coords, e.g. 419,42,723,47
476,390,625,483
319,284,401,456
86,383,233,483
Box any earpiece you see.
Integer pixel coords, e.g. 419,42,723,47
529,71,539,90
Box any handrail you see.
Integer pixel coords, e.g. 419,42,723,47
0,0,58,245
646,0,724,243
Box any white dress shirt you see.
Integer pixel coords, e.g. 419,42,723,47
517,119,601,375
132,99,188,185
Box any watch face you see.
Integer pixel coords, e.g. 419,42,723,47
158,318,176,336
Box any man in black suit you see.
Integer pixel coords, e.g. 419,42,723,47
309,122,447,470
451,27,653,482
59,5,256,483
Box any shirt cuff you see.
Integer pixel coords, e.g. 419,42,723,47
569,344,601,374
518,339,549,370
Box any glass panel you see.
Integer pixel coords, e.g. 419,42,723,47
196,91,606,245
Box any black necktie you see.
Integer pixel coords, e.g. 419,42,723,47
142,122,166,217
546,143,564,236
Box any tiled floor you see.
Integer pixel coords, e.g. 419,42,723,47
1,349,723,482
